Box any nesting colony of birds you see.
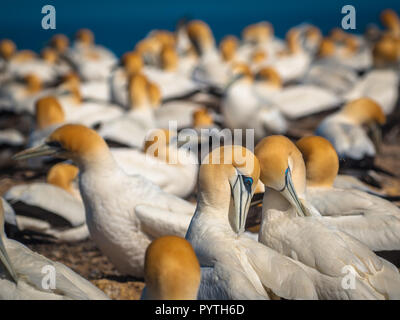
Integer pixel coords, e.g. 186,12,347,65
1,8,400,300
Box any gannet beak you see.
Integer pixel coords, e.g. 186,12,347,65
0,236,18,283
229,169,253,234
280,168,309,217
13,143,60,161
368,121,382,153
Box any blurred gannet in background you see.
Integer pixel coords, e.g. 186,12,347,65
4,163,88,242
255,135,400,299
141,236,200,300
254,66,341,119
296,136,400,251
222,64,287,140
186,145,318,300
315,97,386,161
0,200,108,299
64,29,117,81
381,9,400,38
13,124,196,277
111,128,198,198
98,73,157,148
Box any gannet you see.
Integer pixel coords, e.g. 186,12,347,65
380,9,400,37
13,124,196,277
4,162,88,242
254,66,341,119
255,135,400,299
64,29,117,81
141,236,200,300
0,200,108,300
296,135,400,251
221,64,287,140
98,73,157,149
186,145,318,300
111,128,198,198
315,98,386,161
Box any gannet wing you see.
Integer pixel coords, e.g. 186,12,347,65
241,238,318,300
135,205,193,239
4,183,85,227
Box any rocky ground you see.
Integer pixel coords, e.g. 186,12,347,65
0,104,399,299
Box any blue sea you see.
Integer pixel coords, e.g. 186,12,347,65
1,0,399,57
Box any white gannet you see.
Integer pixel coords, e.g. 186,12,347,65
141,235,200,300
64,29,117,81
98,73,157,148
0,200,108,300
13,124,196,277
221,64,287,141
254,66,342,119
315,98,386,161
186,145,318,300
255,135,400,299
295,135,400,251
112,128,198,198
4,163,88,242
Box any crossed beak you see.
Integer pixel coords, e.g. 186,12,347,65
229,170,253,234
280,168,310,217
13,144,60,161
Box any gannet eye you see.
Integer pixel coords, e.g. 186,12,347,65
243,176,253,191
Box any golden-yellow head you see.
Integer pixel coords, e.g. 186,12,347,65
35,96,65,130
187,20,215,54
50,34,69,53
380,9,400,34
193,108,213,128
317,38,335,58
242,22,273,44
76,29,94,45
255,67,282,88
0,39,16,60
46,163,79,194
160,45,178,71
296,136,339,187
144,236,200,300
122,51,143,75
341,98,386,125
219,35,238,62
41,47,58,64
24,74,42,94
128,73,149,108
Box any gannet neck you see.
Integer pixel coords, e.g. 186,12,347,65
35,96,65,130
296,136,339,188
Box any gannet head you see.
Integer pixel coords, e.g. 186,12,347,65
0,39,16,60
76,28,94,46
341,97,386,125
144,236,200,300
242,22,273,45
199,145,260,234
41,48,58,64
122,51,143,75
255,135,309,217
227,62,253,86
343,35,359,56
12,50,36,63
186,20,215,55
296,136,339,188
255,67,282,88
317,38,335,58
143,129,177,163
329,28,347,42
135,37,162,64
251,50,268,64
128,73,150,109
193,108,214,128
219,35,238,62
372,33,400,66
160,45,178,71
35,96,65,130
151,30,176,48
60,72,82,104
50,34,69,53
13,124,109,167
24,73,42,94
286,28,302,53
305,26,322,45
380,9,400,34
0,200,18,283
46,163,79,195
